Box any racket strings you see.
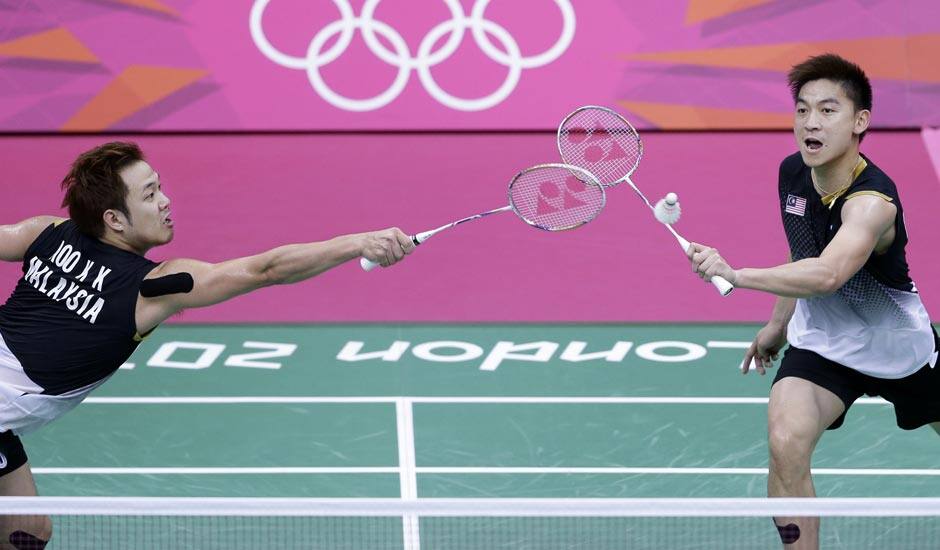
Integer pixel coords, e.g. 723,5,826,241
558,108,643,187
509,166,605,230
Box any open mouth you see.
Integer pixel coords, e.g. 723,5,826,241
804,138,823,151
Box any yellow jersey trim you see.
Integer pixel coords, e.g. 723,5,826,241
133,327,157,342
821,158,869,209
844,190,894,203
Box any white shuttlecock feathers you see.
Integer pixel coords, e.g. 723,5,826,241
654,192,681,224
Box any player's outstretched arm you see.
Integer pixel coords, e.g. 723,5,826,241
137,228,413,328
0,216,66,262
735,196,895,297
689,196,895,298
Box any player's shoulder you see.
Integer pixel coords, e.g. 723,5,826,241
777,153,806,195
778,152,805,177
21,215,65,229
846,156,899,202
20,215,67,242
32,215,66,224
854,156,896,190
0,216,66,262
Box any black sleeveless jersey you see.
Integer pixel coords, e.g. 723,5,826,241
779,152,914,292
0,220,158,395
778,152,935,378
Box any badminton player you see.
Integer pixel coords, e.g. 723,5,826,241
0,142,415,548
687,54,939,549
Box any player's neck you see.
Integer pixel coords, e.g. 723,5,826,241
99,232,149,256
811,148,862,196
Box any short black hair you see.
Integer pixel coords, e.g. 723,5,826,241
787,53,872,141
61,142,144,237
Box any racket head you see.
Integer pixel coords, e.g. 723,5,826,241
508,163,605,231
556,105,643,188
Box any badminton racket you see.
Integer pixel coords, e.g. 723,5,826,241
557,105,734,296
361,163,606,271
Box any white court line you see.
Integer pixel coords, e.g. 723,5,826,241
706,341,751,349
30,466,940,476
31,467,398,475
396,398,421,550
417,467,940,476
82,396,891,405
85,396,401,404
6,496,940,517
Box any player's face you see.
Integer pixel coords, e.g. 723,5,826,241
793,79,869,168
119,160,174,249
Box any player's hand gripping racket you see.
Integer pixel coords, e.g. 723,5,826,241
360,164,606,271
557,105,734,296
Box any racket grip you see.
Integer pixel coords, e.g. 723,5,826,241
360,232,430,272
671,233,734,297
711,275,734,296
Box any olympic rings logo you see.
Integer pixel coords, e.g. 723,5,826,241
249,0,576,112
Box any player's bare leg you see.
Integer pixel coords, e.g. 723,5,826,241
767,377,845,550
0,463,51,549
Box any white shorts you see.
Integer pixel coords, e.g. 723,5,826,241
0,331,106,435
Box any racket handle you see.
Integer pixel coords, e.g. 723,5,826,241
359,231,435,272
711,275,734,296
670,233,734,297
360,257,380,272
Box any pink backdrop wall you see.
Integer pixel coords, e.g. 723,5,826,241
1,0,939,131
1,131,938,323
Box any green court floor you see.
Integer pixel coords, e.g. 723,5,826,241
23,323,940,500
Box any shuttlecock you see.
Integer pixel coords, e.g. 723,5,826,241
654,192,681,224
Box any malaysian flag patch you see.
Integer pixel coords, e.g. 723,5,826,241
785,194,807,216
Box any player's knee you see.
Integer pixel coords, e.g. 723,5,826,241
767,421,814,467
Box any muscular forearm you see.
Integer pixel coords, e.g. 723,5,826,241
768,295,797,328
259,234,364,285
735,258,839,298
